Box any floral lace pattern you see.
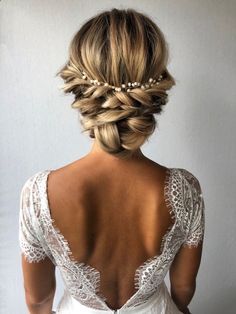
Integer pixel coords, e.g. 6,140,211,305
19,167,205,311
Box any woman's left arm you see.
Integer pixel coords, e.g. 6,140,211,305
19,174,56,314
21,255,56,314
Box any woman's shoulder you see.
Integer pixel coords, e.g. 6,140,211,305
20,169,50,191
173,167,203,193
143,160,202,185
20,170,42,193
164,167,204,210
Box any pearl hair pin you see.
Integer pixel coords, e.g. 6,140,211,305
80,71,163,92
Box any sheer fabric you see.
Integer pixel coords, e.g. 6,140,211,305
19,167,205,313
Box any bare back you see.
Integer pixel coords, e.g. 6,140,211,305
46,156,173,309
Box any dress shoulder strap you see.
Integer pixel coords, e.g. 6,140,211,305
176,168,205,247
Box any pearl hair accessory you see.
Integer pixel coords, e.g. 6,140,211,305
80,71,163,92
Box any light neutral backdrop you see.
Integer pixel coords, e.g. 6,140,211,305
1,1,236,313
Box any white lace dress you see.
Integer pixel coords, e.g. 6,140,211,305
19,167,205,314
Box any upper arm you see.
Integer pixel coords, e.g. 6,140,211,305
19,175,56,303
170,169,205,288
169,242,203,289
21,254,56,304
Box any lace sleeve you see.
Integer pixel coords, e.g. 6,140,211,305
181,169,205,248
19,175,48,263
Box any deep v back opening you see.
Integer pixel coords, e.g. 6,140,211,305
42,167,176,311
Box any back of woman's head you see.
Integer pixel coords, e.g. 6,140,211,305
56,8,176,159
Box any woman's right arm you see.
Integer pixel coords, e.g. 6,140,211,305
169,242,203,313
169,168,205,314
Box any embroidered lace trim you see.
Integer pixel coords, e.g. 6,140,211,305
19,173,48,263
19,167,205,311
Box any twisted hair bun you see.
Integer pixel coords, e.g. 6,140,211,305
56,8,176,159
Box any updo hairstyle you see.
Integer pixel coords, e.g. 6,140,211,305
56,8,176,159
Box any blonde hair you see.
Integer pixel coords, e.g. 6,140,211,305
56,8,176,159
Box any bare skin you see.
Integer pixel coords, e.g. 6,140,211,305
22,140,202,313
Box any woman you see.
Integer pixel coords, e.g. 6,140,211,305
19,8,205,314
